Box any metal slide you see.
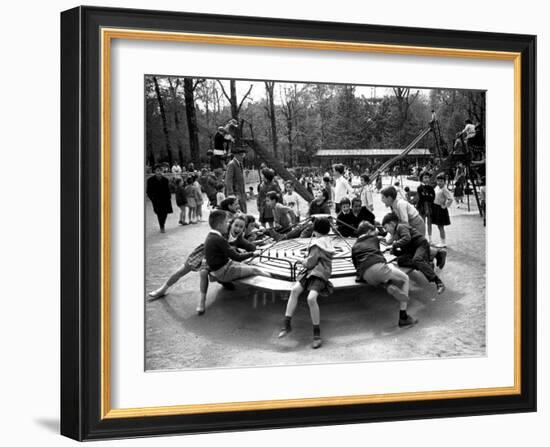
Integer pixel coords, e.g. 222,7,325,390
240,119,314,202
367,126,433,185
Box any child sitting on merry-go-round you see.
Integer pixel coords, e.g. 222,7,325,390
352,220,418,328
277,217,335,349
148,212,266,314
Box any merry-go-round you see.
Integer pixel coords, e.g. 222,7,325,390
234,214,424,294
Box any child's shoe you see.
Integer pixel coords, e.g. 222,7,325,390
398,315,418,328
435,249,447,269
278,327,292,338
311,336,323,349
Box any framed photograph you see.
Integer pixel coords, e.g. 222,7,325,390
60,6,536,441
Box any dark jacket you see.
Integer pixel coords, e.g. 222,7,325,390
204,232,254,271
337,207,375,237
391,223,427,254
352,234,387,277
308,200,331,217
225,158,247,212
257,180,281,221
203,173,218,203
175,183,187,207
214,131,227,151
416,184,435,215
229,233,256,252
146,175,173,215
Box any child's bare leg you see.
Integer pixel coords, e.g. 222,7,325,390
285,282,304,317
306,290,320,325
307,290,322,348
439,225,446,242
149,263,192,298
196,269,209,314
179,207,185,223
385,268,416,326
385,269,410,304
278,282,304,338
252,267,271,278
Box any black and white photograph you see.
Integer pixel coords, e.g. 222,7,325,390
144,76,487,370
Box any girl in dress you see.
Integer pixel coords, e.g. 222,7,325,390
183,176,197,223
453,164,465,206
193,175,204,222
148,241,210,314
277,217,334,349
416,171,436,243
215,182,226,207
432,173,454,247
175,177,188,225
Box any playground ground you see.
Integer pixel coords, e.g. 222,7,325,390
144,177,487,370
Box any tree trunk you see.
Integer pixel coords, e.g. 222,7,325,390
153,76,172,164
168,78,185,166
393,87,418,146
183,78,200,163
286,112,293,166
230,80,238,120
264,82,278,158
218,80,253,147
147,141,155,166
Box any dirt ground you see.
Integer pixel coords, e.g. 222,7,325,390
145,178,486,370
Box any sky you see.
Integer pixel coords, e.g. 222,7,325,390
208,79,428,109
149,75,430,110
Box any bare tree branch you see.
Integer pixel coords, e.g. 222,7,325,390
409,90,420,106
217,80,231,102
193,78,205,91
237,84,254,113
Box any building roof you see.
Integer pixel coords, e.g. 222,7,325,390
314,148,431,157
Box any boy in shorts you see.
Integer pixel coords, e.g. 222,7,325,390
382,212,445,294
352,221,417,327
204,210,269,284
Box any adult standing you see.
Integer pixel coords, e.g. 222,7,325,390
146,164,173,233
225,147,248,213
211,126,228,170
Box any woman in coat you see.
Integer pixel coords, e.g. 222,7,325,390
146,165,173,233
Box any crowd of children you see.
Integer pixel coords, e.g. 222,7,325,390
148,160,462,350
